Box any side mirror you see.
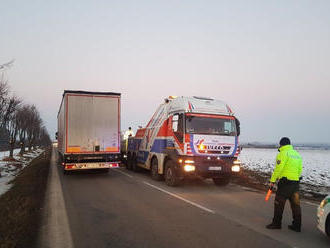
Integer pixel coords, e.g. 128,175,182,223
235,118,240,136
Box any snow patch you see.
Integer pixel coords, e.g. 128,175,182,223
0,148,44,196
240,148,330,194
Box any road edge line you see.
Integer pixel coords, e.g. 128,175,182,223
143,181,215,214
114,168,134,178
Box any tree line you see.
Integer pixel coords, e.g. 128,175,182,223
0,75,51,157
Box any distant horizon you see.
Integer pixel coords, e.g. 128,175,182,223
241,141,330,145
240,141,330,148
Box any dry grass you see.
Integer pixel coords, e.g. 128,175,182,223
0,148,51,248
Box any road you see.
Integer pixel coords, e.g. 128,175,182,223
42,150,330,248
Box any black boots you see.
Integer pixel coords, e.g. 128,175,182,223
288,224,301,232
266,223,301,232
266,223,281,229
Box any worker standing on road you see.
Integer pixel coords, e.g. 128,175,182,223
124,127,134,140
124,127,135,150
266,137,303,232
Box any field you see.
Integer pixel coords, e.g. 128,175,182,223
240,148,330,195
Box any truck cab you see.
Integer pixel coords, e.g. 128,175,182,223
127,96,241,186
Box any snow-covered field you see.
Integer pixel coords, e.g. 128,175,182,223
0,148,44,196
240,148,330,193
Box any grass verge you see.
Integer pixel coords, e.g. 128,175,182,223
0,148,51,248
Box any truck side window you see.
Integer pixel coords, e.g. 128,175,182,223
172,114,183,143
172,114,178,132
235,118,240,136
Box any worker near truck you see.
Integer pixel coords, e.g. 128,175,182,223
266,137,303,232
124,127,135,150
124,127,134,139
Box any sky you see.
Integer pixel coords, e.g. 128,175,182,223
1,0,330,144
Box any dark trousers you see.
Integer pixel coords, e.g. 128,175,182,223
272,179,301,227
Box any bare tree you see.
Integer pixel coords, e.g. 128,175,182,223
0,60,52,154
26,105,42,151
0,80,10,128
5,97,22,157
2,95,21,128
16,105,31,155
0,59,14,127
0,60,14,71
38,126,51,147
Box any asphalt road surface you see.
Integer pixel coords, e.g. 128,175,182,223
48,151,330,248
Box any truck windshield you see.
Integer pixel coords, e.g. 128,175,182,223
185,116,237,136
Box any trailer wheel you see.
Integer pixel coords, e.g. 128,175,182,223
151,157,163,181
165,160,181,187
212,176,231,186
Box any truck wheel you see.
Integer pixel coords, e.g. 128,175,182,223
132,155,140,172
151,157,163,181
126,154,132,170
165,160,181,187
326,215,330,237
213,176,231,186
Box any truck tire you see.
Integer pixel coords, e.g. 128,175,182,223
151,157,163,181
126,154,133,170
212,176,231,186
326,215,330,237
165,160,181,187
132,155,140,172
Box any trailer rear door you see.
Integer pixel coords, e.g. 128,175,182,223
66,93,120,153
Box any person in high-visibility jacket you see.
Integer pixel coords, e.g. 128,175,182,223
124,127,135,150
124,127,134,140
266,137,303,232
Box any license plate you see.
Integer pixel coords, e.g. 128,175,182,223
208,166,222,171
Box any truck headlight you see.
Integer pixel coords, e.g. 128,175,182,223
185,159,194,164
184,164,195,172
233,159,241,165
320,198,330,208
231,165,240,172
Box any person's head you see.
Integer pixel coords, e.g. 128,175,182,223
128,127,132,130
279,137,291,147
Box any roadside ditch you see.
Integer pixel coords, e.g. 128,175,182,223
0,148,51,248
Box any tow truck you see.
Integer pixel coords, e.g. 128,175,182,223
127,96,241,186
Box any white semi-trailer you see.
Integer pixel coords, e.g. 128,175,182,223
57,90,121,173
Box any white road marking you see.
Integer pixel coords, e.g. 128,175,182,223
115,168,134,178
143,181,215,214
